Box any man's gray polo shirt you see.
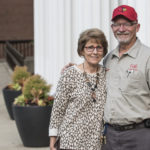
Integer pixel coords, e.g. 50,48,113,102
103,39,150,125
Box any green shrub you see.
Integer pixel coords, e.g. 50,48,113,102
14,74,54,106
8,66,31,91
12,66,31,86
14,95,26,106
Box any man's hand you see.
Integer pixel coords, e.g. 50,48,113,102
61,62,75,74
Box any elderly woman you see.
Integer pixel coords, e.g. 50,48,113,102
49,28,108,150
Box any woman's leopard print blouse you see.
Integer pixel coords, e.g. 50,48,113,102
49,65,106,150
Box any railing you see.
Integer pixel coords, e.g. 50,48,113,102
0,41,6,60
8,40,34,57
5,40,34,73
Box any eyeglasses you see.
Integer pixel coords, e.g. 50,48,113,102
84,46,103,52
112,22,137,29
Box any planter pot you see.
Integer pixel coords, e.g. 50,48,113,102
2,86,22,120
12,105,52,147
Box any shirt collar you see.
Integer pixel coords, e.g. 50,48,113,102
112,38,141,59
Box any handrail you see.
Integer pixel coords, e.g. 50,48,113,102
6,41,24,65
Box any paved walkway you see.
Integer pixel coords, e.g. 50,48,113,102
0,62,49,150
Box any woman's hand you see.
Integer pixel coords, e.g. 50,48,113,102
49,136,57,150
50,147,56,150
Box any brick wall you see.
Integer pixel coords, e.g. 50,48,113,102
0,0,33,41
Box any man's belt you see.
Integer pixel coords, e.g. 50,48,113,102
108,119,150,131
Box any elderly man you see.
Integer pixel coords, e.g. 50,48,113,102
102,5,150,150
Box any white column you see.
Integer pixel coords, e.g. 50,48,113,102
119,0,128,5
136,0,149,46
34,0,45,75
109,0,119,50
34,0,111,94
145,0,150,46
64,0,72,64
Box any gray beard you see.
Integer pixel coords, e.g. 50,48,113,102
117,38,130,45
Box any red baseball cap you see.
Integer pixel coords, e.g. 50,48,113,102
112,5,138,21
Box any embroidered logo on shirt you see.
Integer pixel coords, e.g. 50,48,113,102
129,64,138,71
126,64,138,78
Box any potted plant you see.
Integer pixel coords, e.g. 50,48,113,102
12,75,54,147
2,66,31,119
